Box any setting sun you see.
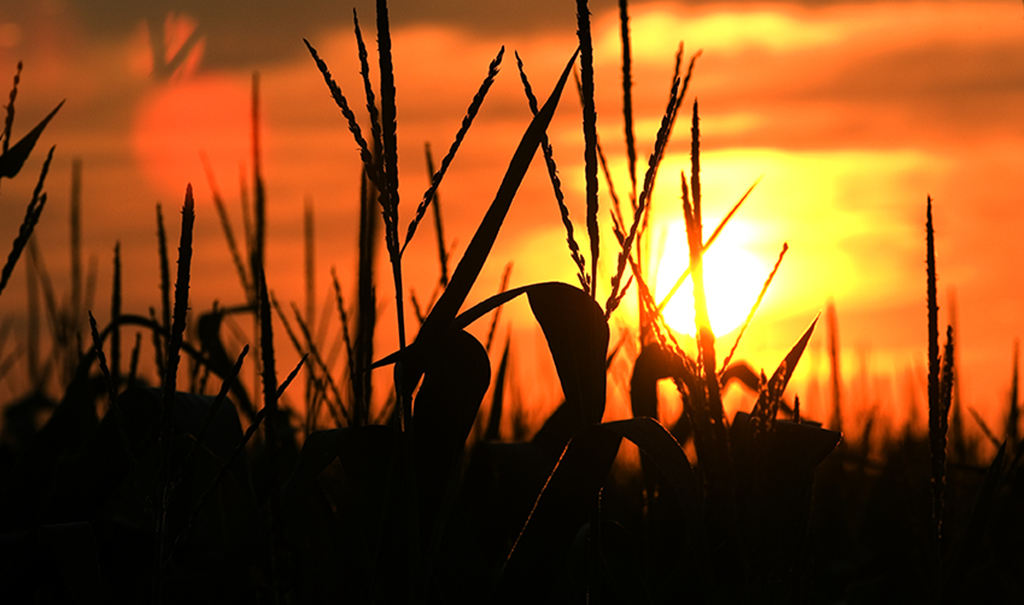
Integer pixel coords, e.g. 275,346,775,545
653,220,768,337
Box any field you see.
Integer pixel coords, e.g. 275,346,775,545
0,0,1022,602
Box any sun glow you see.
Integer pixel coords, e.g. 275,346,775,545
653,221,768,337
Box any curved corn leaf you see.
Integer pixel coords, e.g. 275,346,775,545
396,49,578,399
527,282,608,427
720,361,760,393
413,328,490,521
455,282,609,457
485,339,512,441
630,343,679,419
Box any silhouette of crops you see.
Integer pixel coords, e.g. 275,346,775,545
0,1,1021,602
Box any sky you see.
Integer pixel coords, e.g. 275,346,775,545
2,0,1024,445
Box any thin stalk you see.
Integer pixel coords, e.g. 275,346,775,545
251,72,266,426
604,51,698,317
655,179,759,313
111,242,121,388
950,290,967,463
515,51,588,292
577,0,600,299
926,195,944,601
828,299,843,434
355,164,377,428
374,0,409,430
619,0,637,206
201,152,251,298
289,300,351,426
353,9,384,166
156,204,170,379
154,185,195,600
331,267,361,426
0,146,53,298
425,143,450,287
401,47,504,254
375,3,420,595
486,262,513,353
256,262,288,603
70,158,82,333
721,242,787,372
684,100,731,501
26,235,39,387
304,196,316,421
1009,340,1020,453
1,62,20,153
128,332,142,388
270,294,346,428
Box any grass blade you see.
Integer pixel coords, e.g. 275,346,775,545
749,313,819,427
255,258,290,601
290,300,351,426
486,262,513,353
0,145,52,298
1,61,20,154
925,195,944,598
0,100,62,180
413,49,577,372
485,338,511,441
604,51,698,317
423,143,450,287
155,204,170,378
70,159,82,328
353,9,384,158
827,299,843,433
201,152,251,297
618,0,637,205
515,51,589,292
402,46,504,254
304,38,378,186
721,242,787,371
269,294,346,428
1008,340,1019,452
655,178,759,314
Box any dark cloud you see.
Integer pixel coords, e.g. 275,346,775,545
47,0,607,67
9,1,972,69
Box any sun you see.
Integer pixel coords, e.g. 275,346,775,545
132,75,250,201
653,221,768,337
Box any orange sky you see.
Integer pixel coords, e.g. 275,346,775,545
3,1,1024,446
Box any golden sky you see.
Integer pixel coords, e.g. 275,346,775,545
3,0,1024,441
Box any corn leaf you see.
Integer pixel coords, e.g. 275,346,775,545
0,100,62,179
400,50,577,398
